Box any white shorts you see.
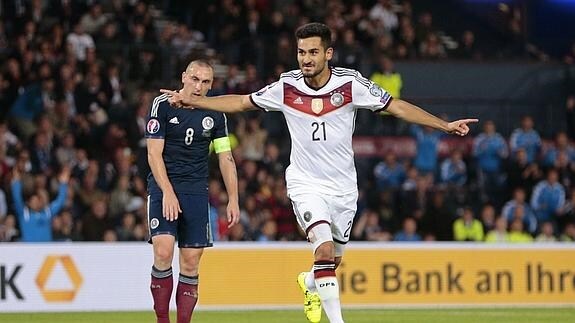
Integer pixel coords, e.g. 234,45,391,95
289,191,358,255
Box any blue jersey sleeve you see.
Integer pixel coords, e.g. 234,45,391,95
145,95,169,139
212,112,229,139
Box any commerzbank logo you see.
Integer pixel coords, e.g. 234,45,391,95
35,255,83,302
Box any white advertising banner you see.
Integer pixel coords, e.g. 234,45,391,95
0,242,155,312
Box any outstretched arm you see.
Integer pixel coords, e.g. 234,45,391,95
48,166,70,215
386,99,478,136
160,90,256,113
10,168,25,219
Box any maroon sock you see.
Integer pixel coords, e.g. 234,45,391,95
176,274,198,323
151,266,173,323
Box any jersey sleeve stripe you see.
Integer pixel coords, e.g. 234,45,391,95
249,94,267,111
150,94,168,117
223,113,229,135
279,70,303,80
374,96,393,112
331,68,371,88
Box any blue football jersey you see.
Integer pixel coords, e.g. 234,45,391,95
145,94,228,194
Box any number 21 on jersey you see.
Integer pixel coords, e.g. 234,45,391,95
311,122,326,141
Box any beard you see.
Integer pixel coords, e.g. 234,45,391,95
300,64,325,78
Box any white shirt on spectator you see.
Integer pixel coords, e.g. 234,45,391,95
66,32,95,61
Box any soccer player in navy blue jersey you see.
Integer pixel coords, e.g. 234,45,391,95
146,59,240,323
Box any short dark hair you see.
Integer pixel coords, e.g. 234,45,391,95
186,59,213,72
295,22,332,49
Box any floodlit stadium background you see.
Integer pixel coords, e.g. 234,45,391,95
0,0,574,316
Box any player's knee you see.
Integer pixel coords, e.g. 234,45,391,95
309,223,335,261
180,257,200,273
154,247,173,265
180,250,202,275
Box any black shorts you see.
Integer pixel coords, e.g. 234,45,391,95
147,192,213,248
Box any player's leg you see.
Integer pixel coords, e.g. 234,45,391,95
149,193,178,323
310,228,344,323
175,193,213,323
292,193,330,323
317,191,358,323
177,248,203,323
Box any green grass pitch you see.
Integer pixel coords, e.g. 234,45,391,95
1,308,574,323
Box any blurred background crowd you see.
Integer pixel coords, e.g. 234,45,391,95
0,0,574,243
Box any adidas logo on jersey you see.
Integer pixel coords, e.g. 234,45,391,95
169,117,179,124
293,97,304,105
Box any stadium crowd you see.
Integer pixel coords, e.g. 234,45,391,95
0,0,574,243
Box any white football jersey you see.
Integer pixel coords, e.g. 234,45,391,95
250,67,392,195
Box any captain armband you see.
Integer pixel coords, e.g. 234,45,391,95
213,136,232,153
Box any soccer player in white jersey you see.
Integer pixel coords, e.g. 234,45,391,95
161,23,478,323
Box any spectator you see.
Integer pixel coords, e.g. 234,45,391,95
374,190,399,231
80,3,107,35
352,208,391,241
419,33,447,59
103,229,118,242
116,212,137,241
454,30,482,60
530,168,565,227
0,214,19,242
506,148,542,198
509,116,541,164
66,22,95,62
257,219,278,242
237,64,264,94
261,142,285,176
52,209,75,241
370,55,402,99
543,132,575,167
485,217,509,242
473,120,508,205
10,78,55,140
440,149,467,187
554,150,575,189
373,153,406,191
236,116,267,161
81,197,111,241
535,221,557,242
10,166,69,242
29,131,55,175
410,124,443,176
453,207,484,242
560,190,575,231
369,0,398,33
394,217,422,242
479,204,497,233
228,222,248,241
333,28,363,70
507,218,533,242
502,187,538,234
108,174,134,219
421,190,454,241
560,222,575,242
270,181,298,240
